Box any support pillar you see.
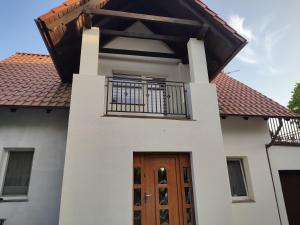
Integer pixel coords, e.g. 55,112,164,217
185,38,233,225
187,38,209,84
79,27,100,75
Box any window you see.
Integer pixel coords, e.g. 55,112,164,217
1,149,34,198
110,74,168,113
112,76,143,105
226,158,250,201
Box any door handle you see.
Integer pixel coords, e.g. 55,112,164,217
144,192,152,203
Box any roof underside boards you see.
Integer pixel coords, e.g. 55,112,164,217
0,53,298,119
36,0,247,82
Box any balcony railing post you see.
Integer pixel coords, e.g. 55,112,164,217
183,84,188,118
105,78,109,115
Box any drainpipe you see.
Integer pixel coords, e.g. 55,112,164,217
265,145,283,225
265,118,283,225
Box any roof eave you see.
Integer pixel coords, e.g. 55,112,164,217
220,113,300,120
1,104,298,119
36,0,248,83
210,40,247,81
35,19,67,82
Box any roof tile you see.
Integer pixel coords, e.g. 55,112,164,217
212,73,298,118
0,53,71,108
0,53,298,118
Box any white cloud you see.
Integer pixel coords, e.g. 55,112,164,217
228,15,254,40
257,66,282,77
262,25,290,59
228,14,289,70
269,66,281,74
258,16,273,34
236,46,257,64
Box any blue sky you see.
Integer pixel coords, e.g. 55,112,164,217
0,1,62,59
0,0,299,106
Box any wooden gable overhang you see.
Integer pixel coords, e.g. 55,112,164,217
36,0,247,82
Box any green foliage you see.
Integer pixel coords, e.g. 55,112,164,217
288,83,300,114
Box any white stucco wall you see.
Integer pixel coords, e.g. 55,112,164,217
221,117,281,225
59,76,233,225
58,23,297,225
268,146,300,225
59,25,233,225
0,109,68,225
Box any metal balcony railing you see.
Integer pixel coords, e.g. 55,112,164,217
268,118,300,146
105,77,188,118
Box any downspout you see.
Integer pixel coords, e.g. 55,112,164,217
265,146,283,225
265,118,283,225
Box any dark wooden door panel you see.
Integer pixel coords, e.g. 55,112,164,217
279,170,300,225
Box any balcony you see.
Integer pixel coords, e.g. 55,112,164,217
268,118,300,146
105,77,189,119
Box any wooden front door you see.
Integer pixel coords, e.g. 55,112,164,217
133,153,195,225
279,170,300,225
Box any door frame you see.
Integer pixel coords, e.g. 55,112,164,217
133,152,195,225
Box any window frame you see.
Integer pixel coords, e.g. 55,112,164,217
227,157,252,202
0,148,34,202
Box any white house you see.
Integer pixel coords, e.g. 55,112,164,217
0,1,299,225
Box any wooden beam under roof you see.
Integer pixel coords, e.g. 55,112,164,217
86,9,203,27
99,48,180,59
197,24,209,40
100,29,189,42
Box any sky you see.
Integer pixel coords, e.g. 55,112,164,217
0,0,299,106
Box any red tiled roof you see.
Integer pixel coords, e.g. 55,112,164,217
0,53,71,108
0,53,298,118
213,73,298,118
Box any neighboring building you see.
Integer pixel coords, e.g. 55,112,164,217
0,1,299,225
